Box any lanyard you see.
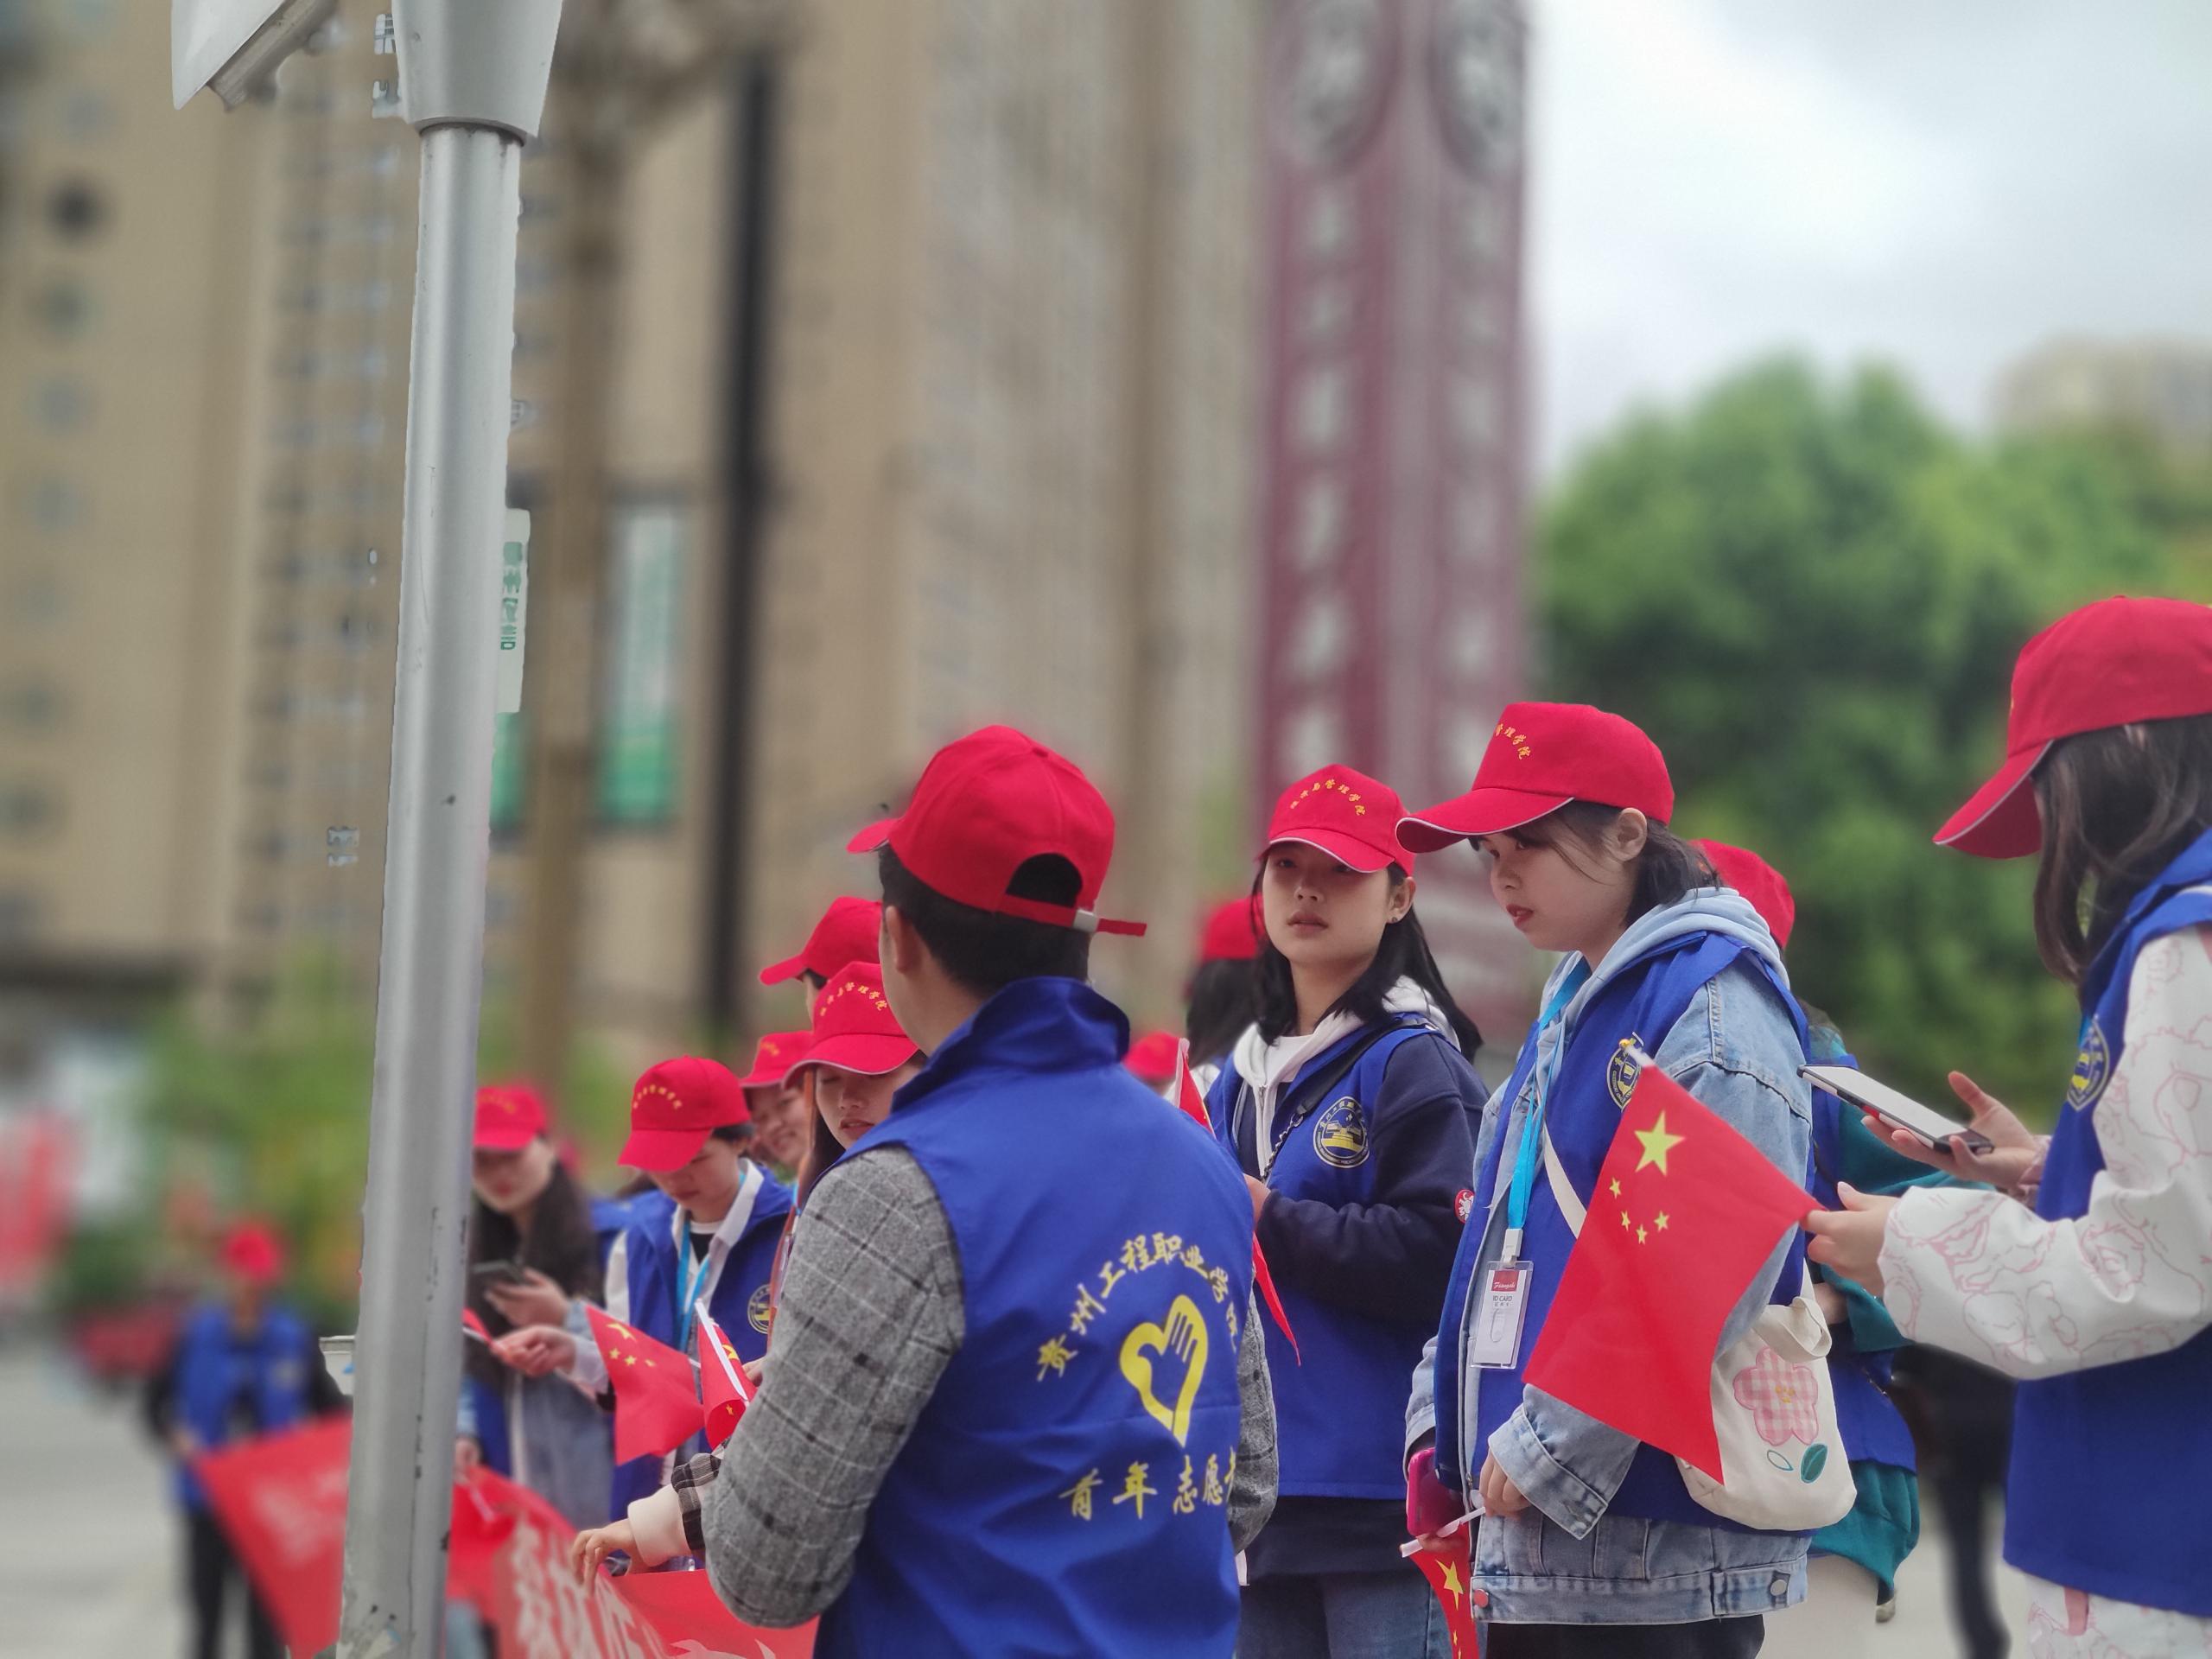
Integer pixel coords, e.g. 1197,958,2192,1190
1499,960,1591,1262
677,1237,715,1353
675,1163,762,1353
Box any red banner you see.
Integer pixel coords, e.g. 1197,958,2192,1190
195,1421,812,1657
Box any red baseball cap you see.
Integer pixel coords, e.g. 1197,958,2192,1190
792,963,920,1079
1695,840,1796,950
848,725,1144,936
1262,766,1414,874
472,1082,549,1152
1125,1030,1183,1084
758,897,882,986
221,1220,285,1287
619,1056,751,1173
1937,596,2212,859
1197,895,1264,964
737,1031,812,1090
1401,702,1674,851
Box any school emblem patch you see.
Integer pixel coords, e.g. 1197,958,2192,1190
1454,1188,1478,1224
1608,1037,1643,1109
747,1282,774,1334
2066,1020,2111,1112
1313,1096,1370,1168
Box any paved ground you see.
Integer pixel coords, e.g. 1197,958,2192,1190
0,1340,2034,1656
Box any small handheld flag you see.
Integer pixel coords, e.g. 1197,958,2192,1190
694,1302,755,1449
585,1303,705,1464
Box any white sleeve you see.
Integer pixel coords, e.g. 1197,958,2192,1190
626,1484,691,1567
1878,925,2212,1380
564,1316,611,1394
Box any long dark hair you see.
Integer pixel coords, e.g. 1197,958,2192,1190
1252,865,1482,1054
2031,714,2212,986
465,1154,602,1393
1507,802,1715,931
1185,958,1259,1069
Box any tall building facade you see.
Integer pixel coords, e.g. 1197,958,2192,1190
1251,0,1531,1033
1994,336,2212,457
0,0,1269,1083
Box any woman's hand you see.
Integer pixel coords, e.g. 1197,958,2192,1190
570,1519,635,1584
484,1267,573,1331
1866,1072,2042,1191
741,1356,766,1387
1802,1183,1901,1294
1812,1279,1850,1326
1477,1452,1529,1517
493,1325,578,1377
1244,1176,1270,1223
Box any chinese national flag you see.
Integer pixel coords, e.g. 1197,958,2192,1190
461,1306,492,1344
1410,1530,1484,1658
1523,1063,1814,1480
586,1303,704,1464
1172,1039,1300,1362
694,1303,755,1448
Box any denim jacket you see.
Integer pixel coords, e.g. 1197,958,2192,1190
1407,893,1816,1625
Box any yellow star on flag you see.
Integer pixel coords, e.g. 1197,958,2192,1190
1441,1562,1465,1604
1656,1211,1670,1231
1608,1178,1622,1198
1634,1111,1685,1175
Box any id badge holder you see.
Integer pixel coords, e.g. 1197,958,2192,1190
1470,1259,1533,1370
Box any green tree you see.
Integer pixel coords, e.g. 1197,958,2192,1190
1540,359,2171,1114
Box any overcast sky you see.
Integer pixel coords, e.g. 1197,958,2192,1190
1528,0,2212,478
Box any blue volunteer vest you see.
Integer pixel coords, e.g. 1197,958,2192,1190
2004,825,2212,1617
1435,933,1812,1528
1805,1085,1918,1473
1209,1016,1454,1497
610,1174,792,1516
823,978,1254,1659
173,1302,313,1510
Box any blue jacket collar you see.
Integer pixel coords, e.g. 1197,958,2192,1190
2083,823,2212,1008
893,976,1130,1116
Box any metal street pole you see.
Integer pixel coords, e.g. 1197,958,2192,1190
337,4,560,1654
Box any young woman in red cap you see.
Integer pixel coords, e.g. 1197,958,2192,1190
783,961,924,1208
1206,765,1485,1659
1804,595,2212,1656
455,1082,626,1530
496,1057,794,1521
1404,702,1818,1656
734,1030,815,1182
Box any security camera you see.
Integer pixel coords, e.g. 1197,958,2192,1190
172,0,340,110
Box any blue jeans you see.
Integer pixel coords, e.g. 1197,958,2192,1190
1239,1571,1451,1659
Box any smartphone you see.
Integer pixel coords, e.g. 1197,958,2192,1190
1801,1064,1995,1155
470,1259,526,1283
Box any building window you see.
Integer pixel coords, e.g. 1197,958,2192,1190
22,477,85,534
2,681,61,729
33,280,94,339
30,379,91,431
595,500,685,826
0,889,38,944
0,782,59,835
45,179,108,240
59,90,112,142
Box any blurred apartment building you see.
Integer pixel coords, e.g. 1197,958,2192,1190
1995,335,2212,457
0,0,1266,1082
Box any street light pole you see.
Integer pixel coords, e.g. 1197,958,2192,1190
334,4,560,1654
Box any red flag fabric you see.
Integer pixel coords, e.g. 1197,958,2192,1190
1523,1063,1814,1479
1409,1530,1484,1658
1172,1038,1300,1363
694,1302,755,1448
585,1303,704,1463
192,1418,352,1657
461,1306,492,1344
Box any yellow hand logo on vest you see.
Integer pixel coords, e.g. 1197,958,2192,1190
1120,1294,1209,1445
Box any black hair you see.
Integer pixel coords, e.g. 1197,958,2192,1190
876,845,1091,992
1505,802,1715,929
1185,957,1259,1069
465,1155,601,1393
1251,864,1483,1054
2031,714,2212,986
710,1122,754,1147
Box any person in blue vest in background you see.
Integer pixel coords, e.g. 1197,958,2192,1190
1805,595,2212,1656
496,1056,794,1522
1402,702,1816,1658
1694,840,1950,1657
1205,763,1485,1658
610,726,1278,1655
146,1218,346,1659
454,1082,621,1529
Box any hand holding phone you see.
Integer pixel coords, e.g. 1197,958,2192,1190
1801,1065,1996,1155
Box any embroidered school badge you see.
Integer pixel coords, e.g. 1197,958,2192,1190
1608,1037,1643,1109
2066,1020,2111,1112
1313,1096,1370,1168
747,1282,774,1334
1454,1188,1478,1224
